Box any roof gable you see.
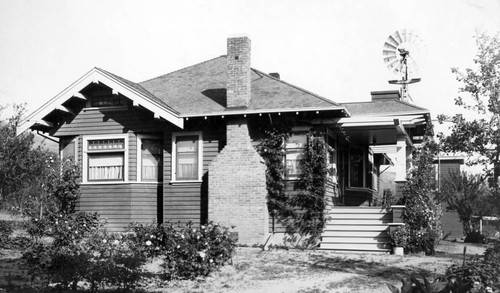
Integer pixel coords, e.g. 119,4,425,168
17,68,183,135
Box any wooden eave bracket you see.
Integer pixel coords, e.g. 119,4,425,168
16,68,184,136
394,119,413,147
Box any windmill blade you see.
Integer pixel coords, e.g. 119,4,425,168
386,35,400,48
393,30,404,44
382,49,398,57
383,41,398,51
400,28,407,42
383,56,398,64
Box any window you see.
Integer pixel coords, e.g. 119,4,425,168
285,131,308,179
60,137,78,162
137,135,163,182
172,132,202,181
83,135,128,183
349,148,365,188
90,95,128,107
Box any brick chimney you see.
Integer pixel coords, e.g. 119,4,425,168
208,37,268,245
226,36,251,108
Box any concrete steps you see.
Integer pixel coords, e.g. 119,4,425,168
320,207,392,253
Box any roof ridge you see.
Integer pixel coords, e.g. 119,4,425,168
251,68,340,107
94,67,180,115
139,55,227,84
341,99,429,111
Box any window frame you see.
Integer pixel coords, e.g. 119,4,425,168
171,131,203,183
136,134,163,183
82,134,129,184
285,127,311,180
348,146,367,188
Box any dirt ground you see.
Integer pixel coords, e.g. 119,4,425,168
153,241,486,293
0,241,487,293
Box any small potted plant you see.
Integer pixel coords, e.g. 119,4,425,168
389,225,408,255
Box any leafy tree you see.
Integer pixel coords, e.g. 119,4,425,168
401,124,442,255
0,104,59,217
437,172,493,236
438,32,500,183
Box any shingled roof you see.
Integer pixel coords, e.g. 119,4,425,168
139,56,342,117
341,99,429,117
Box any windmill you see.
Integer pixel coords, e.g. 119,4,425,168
382,29,423,103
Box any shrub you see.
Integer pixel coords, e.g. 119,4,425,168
401,124,442,255
128,221,236,281
445,258,500,292
442,238,500,293
464,230,487,244
389,225,409,248
0,220,13,248
23,211,148,292
484,238,500,263
405,227,441,255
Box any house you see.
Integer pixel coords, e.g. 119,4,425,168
18,36,430,248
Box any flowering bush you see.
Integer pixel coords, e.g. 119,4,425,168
389,225,409,248
23,218,236,291
128,221,236,280
23,211,148,292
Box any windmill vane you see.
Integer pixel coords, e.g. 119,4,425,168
382,29,423,103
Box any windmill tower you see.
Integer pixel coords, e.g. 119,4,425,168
382,29,423,103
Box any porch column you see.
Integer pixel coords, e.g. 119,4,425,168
394,135,407,182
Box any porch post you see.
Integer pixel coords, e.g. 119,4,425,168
394,135,407,182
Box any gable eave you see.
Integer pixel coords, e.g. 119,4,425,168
17,68,183,135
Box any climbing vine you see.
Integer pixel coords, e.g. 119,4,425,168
257,129,330,246
256,128,293,220
291,132,330,245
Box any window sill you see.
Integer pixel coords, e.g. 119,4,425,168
169,180,202,185
136,181,164,185
81,181,128,185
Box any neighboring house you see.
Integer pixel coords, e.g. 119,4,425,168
433,156,466,240
17,37,430,247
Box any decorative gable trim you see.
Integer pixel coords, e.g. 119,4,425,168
17,68,183,135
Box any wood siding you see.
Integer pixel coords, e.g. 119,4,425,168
163,122,223,225
77,183,159,232
54,106,171,231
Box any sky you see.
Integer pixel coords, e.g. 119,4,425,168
1,0,499,134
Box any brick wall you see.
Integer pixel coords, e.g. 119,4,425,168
226,36,251,108
208,117,268,245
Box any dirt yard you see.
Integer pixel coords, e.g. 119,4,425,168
1,240,486,293
153,241,485,293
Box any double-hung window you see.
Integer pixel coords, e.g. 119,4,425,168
285,131,308,179
172,132,203,182
137,135,163,182
83,135,128,183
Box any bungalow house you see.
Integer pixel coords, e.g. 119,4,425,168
17,37,430,251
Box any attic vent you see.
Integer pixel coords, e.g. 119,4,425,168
269,72,280,79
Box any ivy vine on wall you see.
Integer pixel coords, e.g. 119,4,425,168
257,129,330,246
292,132,330,244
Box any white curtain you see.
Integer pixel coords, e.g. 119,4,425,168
89,153,124,180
